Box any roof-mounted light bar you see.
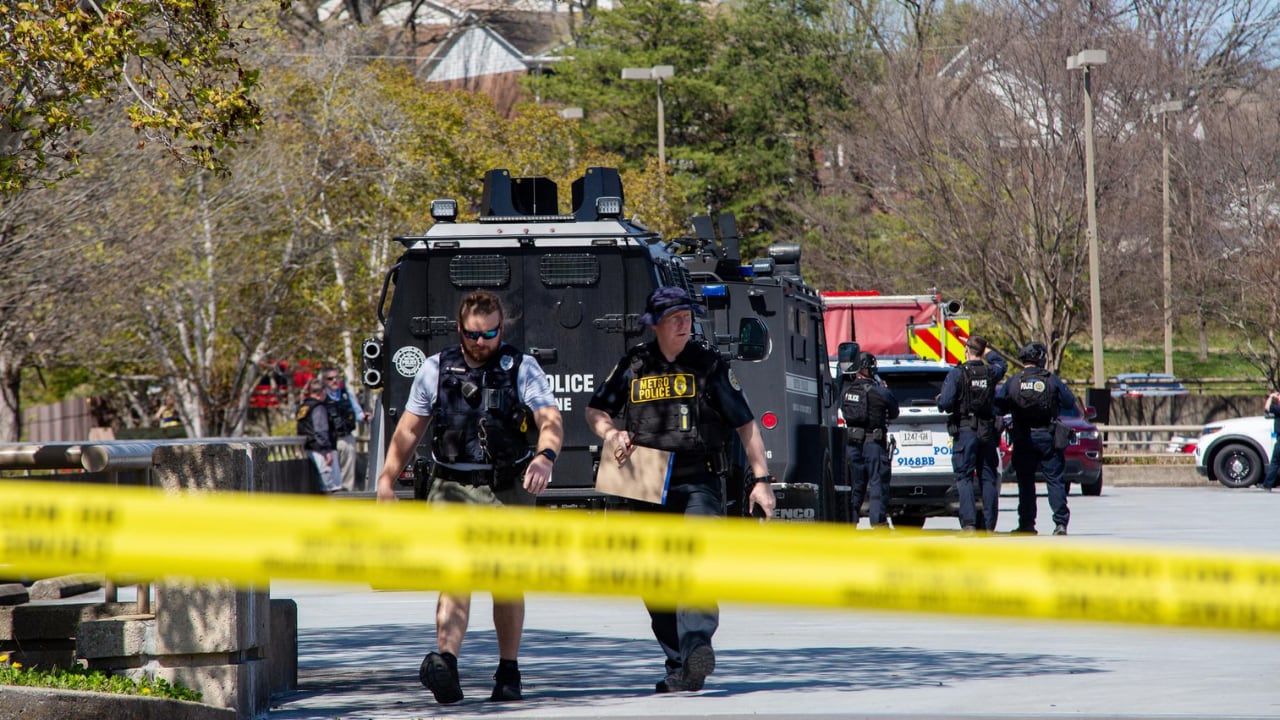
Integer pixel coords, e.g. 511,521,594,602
430,199,458,223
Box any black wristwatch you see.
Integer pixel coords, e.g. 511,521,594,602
749,474,774,485
536,448,558,464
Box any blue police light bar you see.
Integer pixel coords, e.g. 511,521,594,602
430,199,458,222
595,196,623,219
739,264,756,278
701,284,727,297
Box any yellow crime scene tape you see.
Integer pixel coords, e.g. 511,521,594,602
3,479,1280,633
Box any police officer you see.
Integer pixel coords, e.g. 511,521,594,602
375,290,563,704
320,367,365,491
585,285,775,694
995,341,1076,535
297,378,341,493
936,336,1007,532
840,350,899,527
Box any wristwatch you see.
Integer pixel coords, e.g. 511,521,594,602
536,448,558,464
749,474,774,485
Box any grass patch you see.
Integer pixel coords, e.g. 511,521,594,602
0,654,201,702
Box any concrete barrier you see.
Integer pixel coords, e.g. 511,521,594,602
0,686,234,720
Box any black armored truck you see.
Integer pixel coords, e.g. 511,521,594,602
674,216,847,522
361,167,770,511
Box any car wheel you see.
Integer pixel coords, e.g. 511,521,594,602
1081,472,1103,496
1212,444,1263,488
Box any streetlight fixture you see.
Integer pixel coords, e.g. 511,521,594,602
1067,49,1108,394
620,65,675,170
1152,100,1183,377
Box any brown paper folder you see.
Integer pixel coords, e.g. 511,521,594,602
593,444,673,505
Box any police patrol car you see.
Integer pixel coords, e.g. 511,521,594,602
831,355,966,526
361,167,766,509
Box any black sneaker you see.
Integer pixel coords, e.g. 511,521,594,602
1011,525,1037,535
490,667,522,701
420,651,463,704
1053,524,1068,536
682,645,715,691
655,670,684,693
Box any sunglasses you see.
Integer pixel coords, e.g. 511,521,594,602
323,375,341,382
461,325,501,341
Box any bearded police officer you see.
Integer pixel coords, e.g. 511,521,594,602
840,348,899,527
375,290,563,704
936,336,1007,533
995,341,1076,535
585,285,775,694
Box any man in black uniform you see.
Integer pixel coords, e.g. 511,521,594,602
841,350,899,527
585,285,775,694
375,291,563,704
296,378,340,493
936,336,1007,532
995,341,1077,535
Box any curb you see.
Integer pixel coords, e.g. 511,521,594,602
0,687,233,720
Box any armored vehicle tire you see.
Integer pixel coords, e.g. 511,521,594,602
1212,444,1263,488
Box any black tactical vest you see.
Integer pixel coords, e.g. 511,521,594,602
325,387,358,436
621,342,726,454
1011,366,1057,427
958,361,994,419
431,344,531,467
296,397,328,451
842,377,887,431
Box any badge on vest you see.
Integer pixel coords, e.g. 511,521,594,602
630,374,697,403
728,368,742,391
500,354,514,371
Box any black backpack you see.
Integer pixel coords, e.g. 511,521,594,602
1012,366,1056,421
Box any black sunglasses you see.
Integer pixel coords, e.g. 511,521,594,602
461,325,501,341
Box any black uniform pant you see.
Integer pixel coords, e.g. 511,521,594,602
847,439,889,525
1012,430,1069,529
635,478,722,673
952,428,1000,530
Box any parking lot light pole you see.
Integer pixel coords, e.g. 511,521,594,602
1068,49,1108,391
620,65,675,171
1153,100,1184,377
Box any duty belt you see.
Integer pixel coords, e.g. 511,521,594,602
432,465,496,487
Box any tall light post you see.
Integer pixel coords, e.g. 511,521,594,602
1153,100,1183,377
620,65,675,171
1068,49,1108,392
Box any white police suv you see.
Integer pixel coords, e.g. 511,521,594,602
1195,414,1277,488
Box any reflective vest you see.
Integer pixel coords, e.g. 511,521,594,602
430,344,532,467
622,342,726,454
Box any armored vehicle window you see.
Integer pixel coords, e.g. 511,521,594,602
539,254,600,287
449,255,510,287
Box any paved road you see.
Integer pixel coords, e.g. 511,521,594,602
267,485,1280,719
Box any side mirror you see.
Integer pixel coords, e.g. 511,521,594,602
837,341,861,376
736,317,769,361
1083,405,1098,421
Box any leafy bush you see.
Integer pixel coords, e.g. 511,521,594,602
0,655,200,702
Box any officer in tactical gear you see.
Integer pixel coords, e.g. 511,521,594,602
320,367,365,491
840,347,900,527
374,290,563,704
296,378,341,493
936,335,1007,533
586,285,775,695
995,341,1077,536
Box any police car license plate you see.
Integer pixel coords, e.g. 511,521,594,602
897,430,932,446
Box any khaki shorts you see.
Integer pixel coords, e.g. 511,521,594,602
426,477,534,507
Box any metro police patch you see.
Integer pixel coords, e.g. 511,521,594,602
728,368,742,391
500,354,514,371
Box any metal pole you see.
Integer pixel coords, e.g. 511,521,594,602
1161,111,1174,376
1083,65,1105,390
656,78,666,172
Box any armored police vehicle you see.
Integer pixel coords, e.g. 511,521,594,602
361,167,766,509
675,216,847,522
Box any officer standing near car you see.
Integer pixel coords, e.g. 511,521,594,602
1259,390,1280,491
995,341,1076,535
585,285,775,694
374,290,563,704
841,349,900,527
937,335,1007,533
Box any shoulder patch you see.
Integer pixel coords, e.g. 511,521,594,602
728,368,742,392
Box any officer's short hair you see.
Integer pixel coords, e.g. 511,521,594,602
306,378,324,395
966,335,988,356
458,290,505,325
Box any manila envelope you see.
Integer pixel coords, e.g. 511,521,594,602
594,444,673,505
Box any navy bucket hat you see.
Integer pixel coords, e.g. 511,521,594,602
639,286,705,326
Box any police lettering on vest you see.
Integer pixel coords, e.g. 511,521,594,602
621,343,725,454
841,378,872,428
1012,366,1057,425
959,362,994,419
431,344,532,467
